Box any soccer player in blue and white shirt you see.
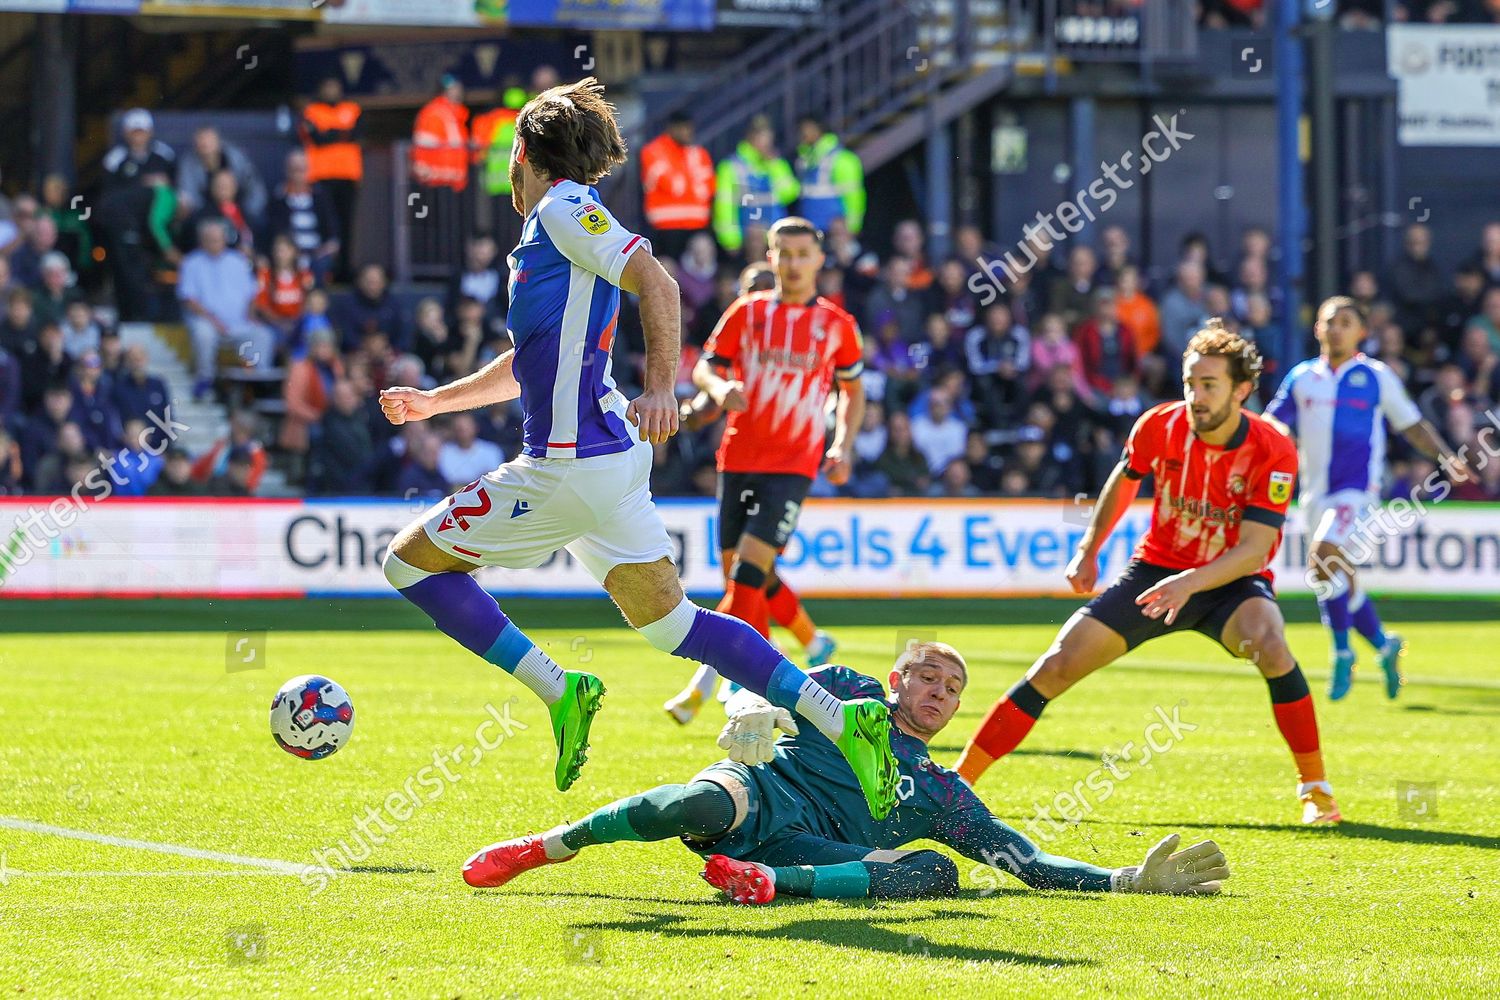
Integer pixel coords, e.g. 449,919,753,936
376,79,899,819
1266,297,1470,701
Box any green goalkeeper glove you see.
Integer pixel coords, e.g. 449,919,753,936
1111,833,1229,895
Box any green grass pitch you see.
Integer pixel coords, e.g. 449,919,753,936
1,597,1496,998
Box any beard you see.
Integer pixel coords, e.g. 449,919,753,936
1192,400,1234,434
510,157,524,217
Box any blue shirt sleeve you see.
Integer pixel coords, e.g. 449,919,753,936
177,254,203,304
1265,367,1299,434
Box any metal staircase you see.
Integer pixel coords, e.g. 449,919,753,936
660,0,1024,168
607,0,1029,219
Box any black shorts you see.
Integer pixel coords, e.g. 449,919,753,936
1082,558,1276,653
716,471,812,551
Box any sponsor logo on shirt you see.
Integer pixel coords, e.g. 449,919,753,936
572,203,611,235
1170,496,1243,526
1269,470,1294,504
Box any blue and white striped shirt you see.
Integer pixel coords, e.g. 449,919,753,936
506,179,650,459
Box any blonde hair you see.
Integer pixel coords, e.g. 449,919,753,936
894,640,968,688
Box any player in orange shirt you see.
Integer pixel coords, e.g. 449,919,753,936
674,261,838,677
663,217,864,724
955,320,1340,825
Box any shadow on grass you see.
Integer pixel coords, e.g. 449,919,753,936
1402,703,1500,717
568,908,1094,966
487,889,729,908
1127,819,1500,850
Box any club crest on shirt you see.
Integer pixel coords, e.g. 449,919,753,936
1228,473,1247,496
572,203,611,235
1268,470,1294,504
1347,369,1368,387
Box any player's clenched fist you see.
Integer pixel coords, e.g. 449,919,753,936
822,444,851,486
379,386,438,425
626,389,680,444
1065,547,1099,594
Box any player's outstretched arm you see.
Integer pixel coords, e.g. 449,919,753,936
938,808,1227,895
938,809,1114,892
379,351,520,424
619,249,681,444
1068,461,1142,593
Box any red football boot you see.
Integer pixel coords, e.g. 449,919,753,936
462,834,571,888
701,854,777,905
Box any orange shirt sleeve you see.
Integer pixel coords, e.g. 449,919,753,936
1245,428,1299,527
1121,405,1164,479
703,296,748,365
833,313,864,379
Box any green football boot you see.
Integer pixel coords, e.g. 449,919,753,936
549,671,605,792
835,698,900,821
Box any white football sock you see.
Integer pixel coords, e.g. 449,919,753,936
540,824,576,860
513,646,567,705
794,676,845,741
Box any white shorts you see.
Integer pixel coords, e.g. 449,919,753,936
1304,488,1377,550
418,437,675,584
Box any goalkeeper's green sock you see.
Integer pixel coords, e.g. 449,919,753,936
768,862,866,898
540,783,736,859
769,851,960,900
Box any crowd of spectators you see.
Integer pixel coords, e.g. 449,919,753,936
635,213,1500,503
6,66,1500,507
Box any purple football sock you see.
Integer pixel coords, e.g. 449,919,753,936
396,571,567,701
1349,589,1388,649
1317,578,1353,654
399,571,509,656
668,606,846,738
672,606,796,704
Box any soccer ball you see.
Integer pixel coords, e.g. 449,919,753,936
270,675,354,760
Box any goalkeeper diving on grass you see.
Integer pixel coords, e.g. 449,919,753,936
462,641,1229,903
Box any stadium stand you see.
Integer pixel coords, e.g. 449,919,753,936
3,2,1499,506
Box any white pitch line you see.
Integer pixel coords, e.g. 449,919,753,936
0,817,310,875
5,869,301,875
